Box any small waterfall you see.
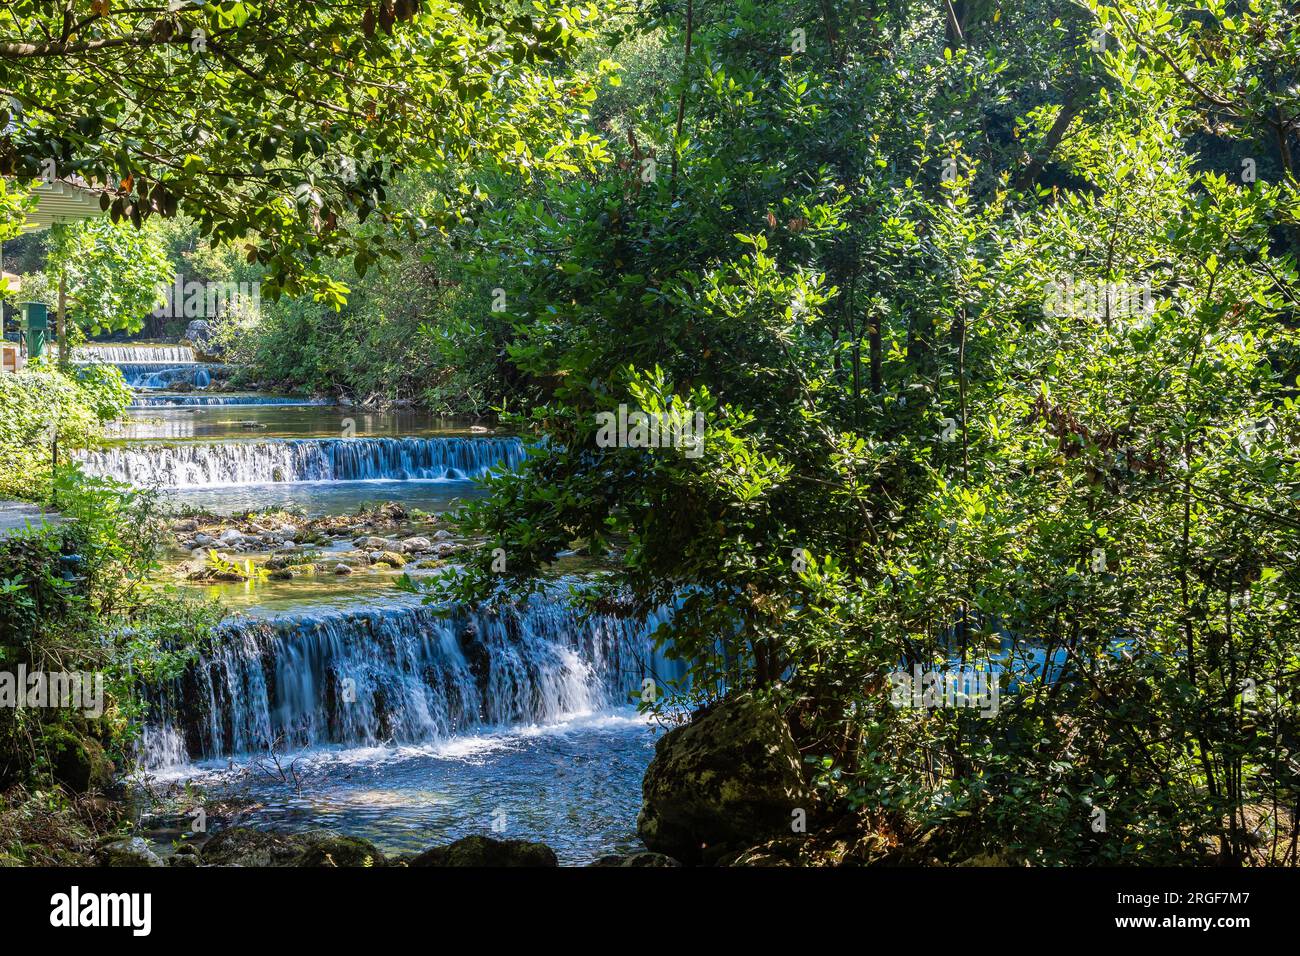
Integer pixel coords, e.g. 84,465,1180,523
140,599,679,767
80,361,229,388
77,436,526,487
131,395,331,408
74,344,196,364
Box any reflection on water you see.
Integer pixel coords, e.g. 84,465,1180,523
161,477,486,516
175,575,433,616
158,712,659,864
114,404,497,443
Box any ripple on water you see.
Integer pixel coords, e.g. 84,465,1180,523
150,711,662,865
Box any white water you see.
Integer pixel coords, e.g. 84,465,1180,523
74,344,197,363
77,436,526,487
142,599,678,768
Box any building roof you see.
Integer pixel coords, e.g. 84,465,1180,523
22,179,104,232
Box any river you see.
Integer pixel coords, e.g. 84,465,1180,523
74,346,679,864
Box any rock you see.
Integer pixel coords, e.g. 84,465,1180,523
589,851,681,867
173,518,199,533
333,563,353,575
200,828,325,867
637,694,813,865
265,553,297,571
378,550,406,567
408,835,558,867
355,536,398,550
48,730,115,794
99,838,165,868
399,536,432,554
433,529,454,540
183,319,224,360
294,835,386,868
193,533,215,546
218,529,245,545
268,569,295,581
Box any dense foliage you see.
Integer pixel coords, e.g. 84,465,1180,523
427,0,1300,864
0,0,613,302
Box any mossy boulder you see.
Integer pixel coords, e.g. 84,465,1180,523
408,835,558,867
200,827,324,867
48,729,115,794
294,834,386,867
637,694,813,865
99,837,165,867
590,851,681,867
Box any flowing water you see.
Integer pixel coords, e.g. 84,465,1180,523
96,369,676,864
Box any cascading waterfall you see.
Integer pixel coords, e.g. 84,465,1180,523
141,598,679,768
131,395,331,408
74,344,197,364
114,362,230,388
77,436,526,487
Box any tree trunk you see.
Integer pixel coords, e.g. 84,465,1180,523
57,270,68,368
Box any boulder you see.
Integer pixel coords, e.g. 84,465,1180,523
193,533,215,546
183,319,224,360
399,536,432,554
218,529,245,545
355,536,398,550
294,835,386,867
200,828,325,867
333,563,353,575
173,518,199,533
433,529,454,541
407,835,558,867
99,837,165,868
637,694,813,865
589,852,681,867
48,730,115,794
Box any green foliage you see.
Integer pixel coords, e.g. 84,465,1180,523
0,364,131,501
1,468,220,791
431,0,1300,864
0,0,617,302
20,219,172,336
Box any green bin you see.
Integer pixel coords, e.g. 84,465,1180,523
19,301,48,360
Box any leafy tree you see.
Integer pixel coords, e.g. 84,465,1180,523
21,219,173,345
0,0,614,303
431,0,1300,864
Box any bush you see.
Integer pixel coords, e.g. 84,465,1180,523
0,363,131,502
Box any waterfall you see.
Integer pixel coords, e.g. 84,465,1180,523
77,436,526,487
130,395,331,408
79,361,230,388
140,599,679,767
74,344,197,364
